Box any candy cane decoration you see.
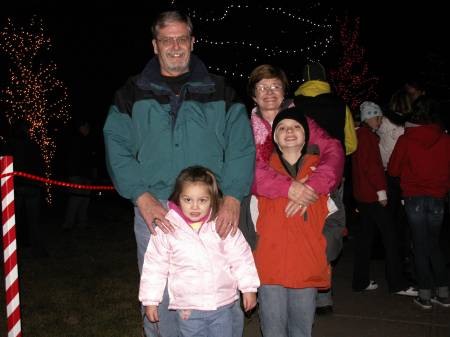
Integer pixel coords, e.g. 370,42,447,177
1,156,22,337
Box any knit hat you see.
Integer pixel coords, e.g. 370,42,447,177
360,101,383,122
272,106,310,155
302,62,326,82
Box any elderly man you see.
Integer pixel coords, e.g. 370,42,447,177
104,10,255,337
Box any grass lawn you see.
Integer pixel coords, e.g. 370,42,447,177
1,194,143,337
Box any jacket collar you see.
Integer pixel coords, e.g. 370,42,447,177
166,202,213,234
136,54,215,94
168,201,210,225
294,80,331,97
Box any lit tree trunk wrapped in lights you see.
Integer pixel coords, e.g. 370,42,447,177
329,16,379,119
0,16,71,202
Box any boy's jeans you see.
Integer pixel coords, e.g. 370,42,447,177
258,285,316,337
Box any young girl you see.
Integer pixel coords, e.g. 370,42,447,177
139,166,259,337
253,106,331,337
352,101,415,296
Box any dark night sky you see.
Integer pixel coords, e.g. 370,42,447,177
1,1,448,155
0,0,447,181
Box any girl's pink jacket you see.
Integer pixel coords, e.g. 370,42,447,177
139,209,260,310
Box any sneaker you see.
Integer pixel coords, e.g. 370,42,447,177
430,296,450,308
413,297,432,310
364,280,378,291
395,286,418,297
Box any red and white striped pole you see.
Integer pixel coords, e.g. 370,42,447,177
1,156,22,337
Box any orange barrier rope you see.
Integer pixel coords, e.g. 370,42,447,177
0,171,115,190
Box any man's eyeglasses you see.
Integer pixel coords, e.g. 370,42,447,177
255,84,283,93
156,36,191,47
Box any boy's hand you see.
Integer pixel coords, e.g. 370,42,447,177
145,305,159,322
242,292,257,312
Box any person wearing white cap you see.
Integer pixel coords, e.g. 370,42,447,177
351,101,417,296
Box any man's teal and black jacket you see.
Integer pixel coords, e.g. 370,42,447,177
103,55,255,204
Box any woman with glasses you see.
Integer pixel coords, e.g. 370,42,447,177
244,64,343,227
240,64,344,337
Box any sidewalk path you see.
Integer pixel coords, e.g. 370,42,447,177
243,237,450,337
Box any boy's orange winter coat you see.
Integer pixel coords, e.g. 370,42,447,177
253,153,330,289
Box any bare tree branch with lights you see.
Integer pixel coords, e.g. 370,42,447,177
329,16,379,117
0,16,71,201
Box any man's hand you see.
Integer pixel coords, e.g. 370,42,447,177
216,196,240,239
286,177,318,217
136,192,173,235
242,292,257,312
145,305,159,322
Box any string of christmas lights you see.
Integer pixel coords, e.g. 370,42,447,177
185,3,334,83
206,64,308,87
0,16,71,202
179,2,379,113
195,35,333,57
188,4,332,29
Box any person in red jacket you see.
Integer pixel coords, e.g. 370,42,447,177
388,96,450,309
352,101,416,296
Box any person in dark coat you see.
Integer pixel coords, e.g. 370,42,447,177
63,120,97,230
5,120,48,257
294,62,358,315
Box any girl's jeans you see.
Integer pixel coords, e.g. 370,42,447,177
177,302,234,337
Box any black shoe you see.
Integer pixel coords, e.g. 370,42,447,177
315,305,333,316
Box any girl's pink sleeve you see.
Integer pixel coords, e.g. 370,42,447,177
138,229,170,306
305,117,345,194
225,229,260,293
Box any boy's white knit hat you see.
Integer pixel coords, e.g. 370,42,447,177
360,101,383,122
